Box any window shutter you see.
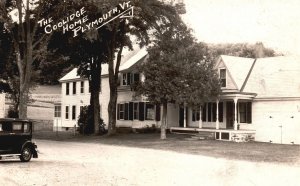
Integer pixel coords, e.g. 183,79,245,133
117,104,120,120
139,102,145,121
192,111,195,122
247,102,252,123
155,104,161,121
127,73,131,85
219,102,223,122
129,102,133,120
124,103,129,120
134,73,140,83
202,103,207,121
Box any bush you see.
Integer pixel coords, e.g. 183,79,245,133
77,105,106,135
7,106,19,118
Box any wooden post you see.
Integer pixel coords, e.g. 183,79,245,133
216,100,219,129
234,98,238,130
183,104,187,128
199,105,202,128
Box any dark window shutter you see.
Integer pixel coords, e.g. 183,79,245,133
202,104,207,121
192,111,195,122
129,102,133,120
219,102,223,122
139,102,145,121
212,103,217,122
124,103,129,120
247,102,252,123
117,104,120,120
134,73,140,83
155,104,161,121
127,73,131,85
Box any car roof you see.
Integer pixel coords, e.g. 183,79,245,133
0,118,32,122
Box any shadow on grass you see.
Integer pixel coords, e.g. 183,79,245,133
33,131,300,165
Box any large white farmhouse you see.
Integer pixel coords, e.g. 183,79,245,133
54,50,300,144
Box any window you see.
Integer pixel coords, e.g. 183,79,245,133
117,102,158,121
220,69,226,87
12,122,22,132
122,73,131,86
65,106,69,119
201,102,223,122
73,82,76,95
121,73,140,86
119,104,125,120
80,81,84,93
24,123,30,133
145,103,155,120
133,103,139,120
72,105,76,120
54,105,61,118
66,83,70,95
192,109,200,121
239,102,252,123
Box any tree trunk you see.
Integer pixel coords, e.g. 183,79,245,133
107,80,118,135
161,101,168,140
89,58,101,134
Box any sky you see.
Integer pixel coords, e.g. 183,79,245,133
181,0,300,55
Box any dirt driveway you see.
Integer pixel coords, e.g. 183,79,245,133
0,139,300,186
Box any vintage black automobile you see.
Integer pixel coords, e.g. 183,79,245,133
0,118,38,162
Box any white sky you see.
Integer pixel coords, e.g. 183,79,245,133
181,0,300,55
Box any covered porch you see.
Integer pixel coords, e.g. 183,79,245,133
169,92,257,142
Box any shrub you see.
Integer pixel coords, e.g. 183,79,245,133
77,105,106,135
7,106,19,118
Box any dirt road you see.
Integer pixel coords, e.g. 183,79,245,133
0,140,299,185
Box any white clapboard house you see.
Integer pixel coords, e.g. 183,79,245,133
54,50,300,144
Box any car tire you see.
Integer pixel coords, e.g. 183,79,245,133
20,146,32,162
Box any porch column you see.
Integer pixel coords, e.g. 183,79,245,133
199,105,202,128
184,104,187,128
234,97,238,130
216,100,219,129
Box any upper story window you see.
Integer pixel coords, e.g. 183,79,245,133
66,83,70,95
219,69,226,87
80,81,84,94
73,82,76,95
121,73,140,86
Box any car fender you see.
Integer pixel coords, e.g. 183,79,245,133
21,141,38,158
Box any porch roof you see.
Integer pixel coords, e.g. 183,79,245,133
220,92,257,100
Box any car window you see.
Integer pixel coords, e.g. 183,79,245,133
24,123,30,133
0,122,12,133
13,122,23,133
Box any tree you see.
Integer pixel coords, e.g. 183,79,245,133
137,26,221,139
207,42,279,59
96,0,185,135
0,0,65,119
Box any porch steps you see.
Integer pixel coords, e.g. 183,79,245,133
171,129,215,140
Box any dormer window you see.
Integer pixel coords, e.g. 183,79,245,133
220,69,226,87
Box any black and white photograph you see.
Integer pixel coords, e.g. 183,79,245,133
0,0,300,185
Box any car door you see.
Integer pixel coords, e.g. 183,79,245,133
0,122,13,153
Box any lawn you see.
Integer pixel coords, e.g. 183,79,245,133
33,131,300,165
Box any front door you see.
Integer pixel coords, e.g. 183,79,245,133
226,101,234,129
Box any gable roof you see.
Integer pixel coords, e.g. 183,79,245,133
59,48,147,82
218,55,255,90
243,55,300,98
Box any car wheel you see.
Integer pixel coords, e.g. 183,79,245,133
20,146,32,162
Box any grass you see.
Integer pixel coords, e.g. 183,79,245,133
33,131,300,165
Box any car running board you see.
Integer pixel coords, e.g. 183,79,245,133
0,154,20,160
